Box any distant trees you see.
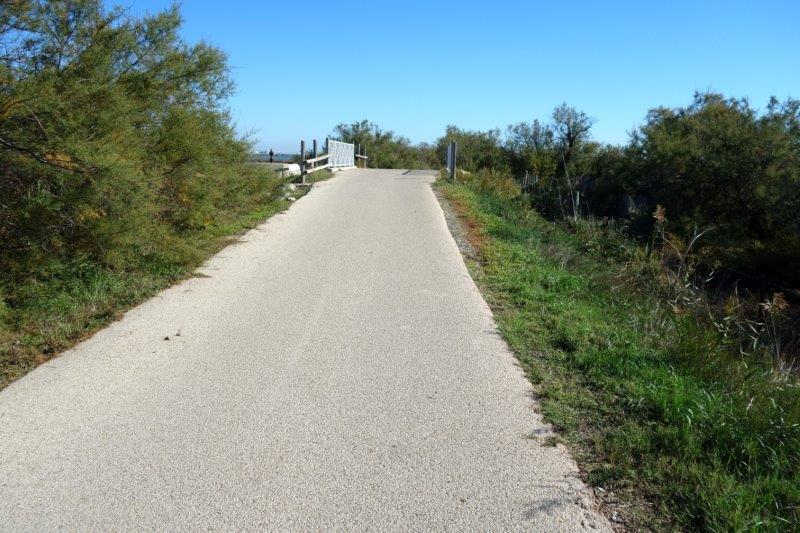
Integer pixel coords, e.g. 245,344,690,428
332,120,437,169
430,93,800,290
437,105,595,220
436,126,508,172
505,119,556,178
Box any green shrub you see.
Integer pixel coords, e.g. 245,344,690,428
436,126,511,173
624,93,800,287
0,1,247,281
332,120,438,169
0,1,292,387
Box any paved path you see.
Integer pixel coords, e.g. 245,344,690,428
0,169,610,531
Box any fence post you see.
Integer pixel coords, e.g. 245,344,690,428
325,137,329,154
312,139,317,159
300,139,306,184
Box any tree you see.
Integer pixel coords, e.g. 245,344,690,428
505,119,557,184
436,126,508,172
0,0,245,278
552,104,593,218
333,120,436,169
627,92,800,285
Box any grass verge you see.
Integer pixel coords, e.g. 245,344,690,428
435,177,799,531
0,168,329,390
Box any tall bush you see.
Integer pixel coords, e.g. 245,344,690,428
0,1,249,282
625,93,800,286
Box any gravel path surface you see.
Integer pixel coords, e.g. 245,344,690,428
0,168,611,531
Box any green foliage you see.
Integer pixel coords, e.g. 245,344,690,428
505,118,557,177
490,94,800,292
0,1,292,386
442,94,800,367
436,125,509,172
624,93,800,287
1,0,241,280
437,174,800,531
332,119,437,169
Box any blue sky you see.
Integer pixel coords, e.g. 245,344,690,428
123,1,799,153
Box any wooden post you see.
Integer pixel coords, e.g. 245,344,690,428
312,139,317,159
300,139,306,184
325,137,329,154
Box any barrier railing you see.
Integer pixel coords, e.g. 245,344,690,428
258,138,360,184
298,138,334,184
304,153,329,173
295,138,365,183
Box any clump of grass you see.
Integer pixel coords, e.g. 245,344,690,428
436,176,800,531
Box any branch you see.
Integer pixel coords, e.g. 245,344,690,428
0,135,90,174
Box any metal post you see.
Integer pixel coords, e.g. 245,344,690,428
452,142,457,181
452,142,457,178
300,139,306,184
448,141,456,181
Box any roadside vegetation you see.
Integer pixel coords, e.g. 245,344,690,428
429,94,800,529
434,95,800,376
437,173,799,530
0,1,305,388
